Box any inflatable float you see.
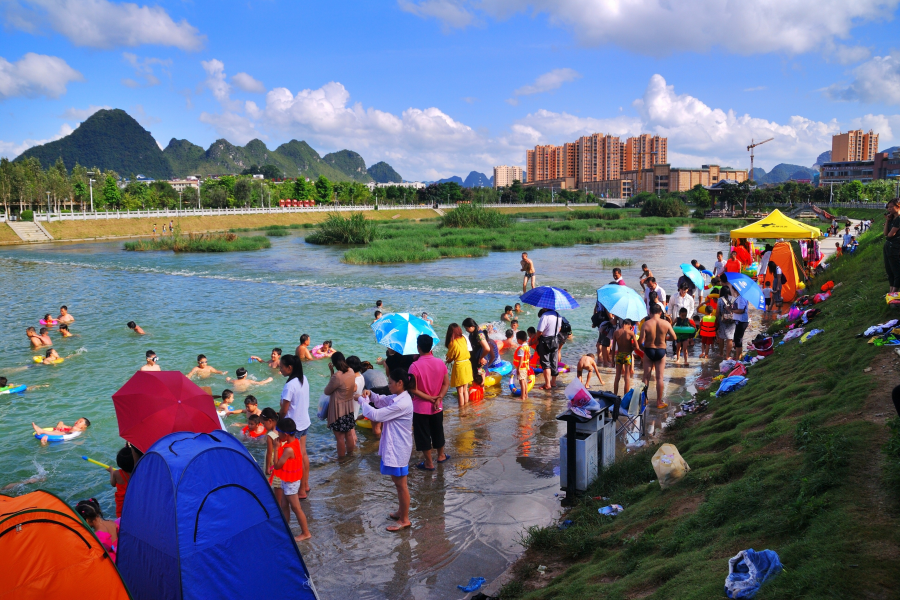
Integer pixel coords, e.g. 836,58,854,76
483,372,501,387
33,428,82,443
241,425,266,439
673,325,697,341
311,345,333,359
216,404,235,417
355,416,373,429
39,319,58,326
33,356,63,364
509,373,535,397
0,384,26,395
486,360,512,376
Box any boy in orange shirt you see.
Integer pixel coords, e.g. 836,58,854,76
513,331,532,400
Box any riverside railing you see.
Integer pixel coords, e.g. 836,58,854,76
22,202,604,222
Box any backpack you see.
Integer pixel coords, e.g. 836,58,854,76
590,312,603,328
560,317,572,336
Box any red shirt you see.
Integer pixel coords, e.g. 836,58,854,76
725,259,742,273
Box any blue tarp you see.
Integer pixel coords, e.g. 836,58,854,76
724,548,783,598
117,430,318,600
716,376,749,397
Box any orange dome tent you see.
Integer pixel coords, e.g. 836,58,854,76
0,490,131,600
759,242,801,303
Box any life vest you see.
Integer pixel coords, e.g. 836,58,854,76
275,438,303,483
114,470,130,518
513,345,531,370
242,425,266,438
699,315,717,338
469,384,484,403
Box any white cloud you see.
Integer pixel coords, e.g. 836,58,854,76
744,86,767,92
0,52,82,100
514,68,580,96
824,41,871,65
199,111,258,144
121,52,170,88
398,0,475,29
825,51,900,105
0,122,74,159
4,0,205,50
232,72,265,93
201,59,238,109
60,104,109,120
399,0,899,57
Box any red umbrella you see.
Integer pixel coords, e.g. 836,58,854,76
112,371,221,452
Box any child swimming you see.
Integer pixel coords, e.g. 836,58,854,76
225,368,273,392
32,418,90,445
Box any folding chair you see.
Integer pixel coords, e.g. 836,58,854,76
615,387,647,442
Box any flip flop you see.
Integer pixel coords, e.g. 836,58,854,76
389,512,400,521
386,522,412,532
416,462,436,471
656,403,669,409
437,454,451,463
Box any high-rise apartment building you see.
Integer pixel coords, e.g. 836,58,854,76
575,134,622,183
623,134,668,171
493,165,524,189
832,129,878,162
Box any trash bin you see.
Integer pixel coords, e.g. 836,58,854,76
559,431,598,491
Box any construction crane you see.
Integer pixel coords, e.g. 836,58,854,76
745,137,773,212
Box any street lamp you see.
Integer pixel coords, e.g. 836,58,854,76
46,191,51,219
87,172,95,213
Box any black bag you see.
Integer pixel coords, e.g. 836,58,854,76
560,318,572,336
590,312,603,328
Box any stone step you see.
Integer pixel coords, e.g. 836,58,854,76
7,221,54,242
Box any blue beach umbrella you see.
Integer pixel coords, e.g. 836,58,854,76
371,313,440,355
596,284,647,322
520,286,580,310
723,272,766,310
679,263,705,291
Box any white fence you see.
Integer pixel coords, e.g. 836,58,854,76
20,202,604,222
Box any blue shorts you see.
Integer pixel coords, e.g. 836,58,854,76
380,460,408,477
297,427,308,437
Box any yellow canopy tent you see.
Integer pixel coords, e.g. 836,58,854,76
729,209,822,240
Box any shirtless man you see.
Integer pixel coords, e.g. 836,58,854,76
520,252,535,293
27,327,50,348
296,334,314,361
225,367,273,392
611,319,638,396
140,350,160,372
127,321,146,335
639,304,676,410
57,306,74,324
576,353,604,389
250,348,282,369
186,354,227,379
639,264,653,291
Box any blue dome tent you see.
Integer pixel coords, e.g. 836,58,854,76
117,431,318,600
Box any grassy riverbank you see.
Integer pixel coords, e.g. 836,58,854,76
501,227,900,599
309,208,751,264
124,232,271,252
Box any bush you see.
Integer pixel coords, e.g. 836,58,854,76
20,210,34,221
441,204,511,228
640,197,690,218
306,212,378,245
692,208,707,219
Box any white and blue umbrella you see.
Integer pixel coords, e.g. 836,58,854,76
520,286,580,310
596,284,647,322
724,272,766,310
371,313,440,355
679,263,705,291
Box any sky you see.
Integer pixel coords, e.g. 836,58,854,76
1,0,900,181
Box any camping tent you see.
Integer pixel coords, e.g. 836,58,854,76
117,431,318,600
759,242,802,303
729,209,822,240
0,490,131,599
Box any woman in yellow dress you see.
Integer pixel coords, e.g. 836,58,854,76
444,322,473,406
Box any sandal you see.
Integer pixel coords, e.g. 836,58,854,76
437,454,451,463
416,462,436,471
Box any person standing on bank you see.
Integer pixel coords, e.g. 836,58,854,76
520,252,536,293
536,307,563,390
884,199,900,293
409,334,450,471
278,354,311,499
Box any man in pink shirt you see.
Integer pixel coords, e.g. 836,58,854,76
409,334,450,470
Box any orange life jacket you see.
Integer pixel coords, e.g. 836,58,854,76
699,316,717,338
469,384,484,402
275,438,303,483
513,345,531,369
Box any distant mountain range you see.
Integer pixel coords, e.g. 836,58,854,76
16,108,402,183
751,163,818,185
435,171,495,187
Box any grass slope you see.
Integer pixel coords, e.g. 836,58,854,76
505,228,900,599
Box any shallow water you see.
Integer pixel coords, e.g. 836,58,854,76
0,226,729,599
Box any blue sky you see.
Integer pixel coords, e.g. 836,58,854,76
2,0,900,180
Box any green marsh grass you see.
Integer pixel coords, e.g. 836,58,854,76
306,212,379,244
601,258,634,268
124,232,271,252
510,226,900,599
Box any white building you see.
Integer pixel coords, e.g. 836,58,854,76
168,179,201,192
493,165,524,189
365,181,426,191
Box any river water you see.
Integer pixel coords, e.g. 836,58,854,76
0,225,730,599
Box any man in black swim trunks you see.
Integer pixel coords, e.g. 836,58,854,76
639,303,676,410
521,252,535,293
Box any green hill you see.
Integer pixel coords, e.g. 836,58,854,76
752,163,817,185
368,161,403,183
16,108,174,179
17,108,402,183
322,150,372,182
